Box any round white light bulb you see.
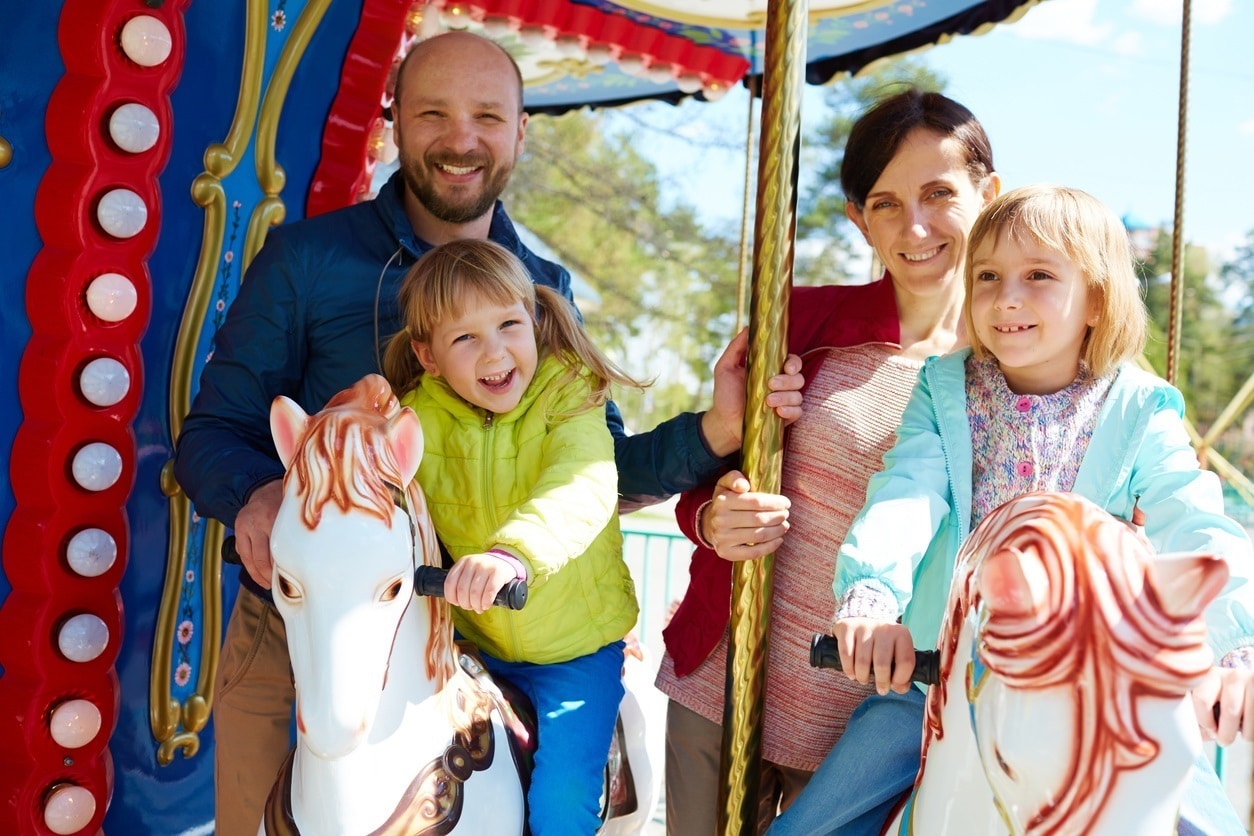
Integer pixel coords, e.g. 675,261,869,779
555,35,584,58
645,63,673,84
108,103,160,153
481,16,512,38
50,700,103,749
85,272,138,322
441,5,469,30
79,357,130,407
703,82,729,103
418,7,443,38
617,54,645,76
518,25,547,47
58,614,109,663
96,189,147,239
71,442,123,492
585,44,613,66
120,16,172,67
43,784,96,834
66,528,118,578
676,73,704,94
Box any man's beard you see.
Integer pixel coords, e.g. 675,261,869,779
400,153,514,225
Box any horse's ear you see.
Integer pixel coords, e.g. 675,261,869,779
979,548,1048,619
271,395,310,470
386,407,424,484
1144,553,1229,620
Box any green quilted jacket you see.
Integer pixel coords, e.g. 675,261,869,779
401,355,638,664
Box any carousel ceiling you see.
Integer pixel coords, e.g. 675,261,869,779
313,0,1047,210
397,0,1046,113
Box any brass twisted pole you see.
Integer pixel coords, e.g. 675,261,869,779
717,0,806,832
1166,0,1191,385
735,73,760,332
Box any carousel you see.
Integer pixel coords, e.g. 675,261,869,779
3,0,1248,834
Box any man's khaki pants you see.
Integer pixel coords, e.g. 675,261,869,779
665,700,813,835
213,591,294,836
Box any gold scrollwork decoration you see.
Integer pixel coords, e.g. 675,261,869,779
153,0,338,764
255,0,336,196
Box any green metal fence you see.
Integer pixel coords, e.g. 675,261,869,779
621,526,694,654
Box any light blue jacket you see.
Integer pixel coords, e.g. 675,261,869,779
835,348,1254,659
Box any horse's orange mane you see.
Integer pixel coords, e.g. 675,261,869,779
284,375,459,689
925,493,1213,835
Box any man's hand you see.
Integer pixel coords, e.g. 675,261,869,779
445,553,518,614
701,469,790,561
1192,666,1254,745
834,618,915,695
233,479,284,589
701,328,805,458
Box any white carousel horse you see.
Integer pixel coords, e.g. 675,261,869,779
261,374,658,835
886,491,1229,835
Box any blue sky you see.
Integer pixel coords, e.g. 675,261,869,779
611,0,1254,268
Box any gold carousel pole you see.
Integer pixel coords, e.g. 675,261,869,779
1166,0,1191,385
734,73,759,332
718,0,806,833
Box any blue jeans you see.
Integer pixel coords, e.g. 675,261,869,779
769,686,1246,836
768,687,924,836
480,641,625,836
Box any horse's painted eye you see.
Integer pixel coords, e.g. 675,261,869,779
277,575,300,601
381,579,404,602
994,745,1016,779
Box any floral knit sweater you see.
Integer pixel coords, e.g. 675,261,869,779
966,355,1113,527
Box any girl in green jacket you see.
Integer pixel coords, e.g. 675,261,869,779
382,238,647,836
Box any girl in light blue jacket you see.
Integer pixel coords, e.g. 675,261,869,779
772,185,1254,836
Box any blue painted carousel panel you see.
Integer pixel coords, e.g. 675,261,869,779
0,2,64,608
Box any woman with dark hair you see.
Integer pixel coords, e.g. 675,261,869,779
655,88,1001,833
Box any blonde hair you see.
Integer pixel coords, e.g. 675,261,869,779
964,184,1148,378
383,239,645,415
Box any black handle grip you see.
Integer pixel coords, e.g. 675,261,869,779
414,564,528,611
224,536,527,610
809,633,940,687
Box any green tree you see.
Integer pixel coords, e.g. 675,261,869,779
1137,230,1245,427
1216,230,1254,473
1221,229,1254,329
505,111,741,431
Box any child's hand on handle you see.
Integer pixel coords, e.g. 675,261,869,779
446,553,521,614
701,469,791,561
1192,666,1254,745
833,618,916,695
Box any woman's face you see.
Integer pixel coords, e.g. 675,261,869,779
846,127,999,300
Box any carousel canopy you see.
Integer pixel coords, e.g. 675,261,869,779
389,0,1045,114
317,0,1048,211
